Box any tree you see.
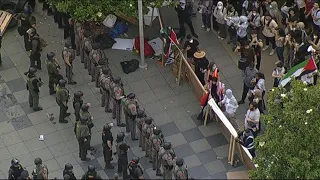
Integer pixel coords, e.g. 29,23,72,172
249,80,320,179
51,0,175,21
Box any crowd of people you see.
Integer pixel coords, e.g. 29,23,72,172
178,0,320,158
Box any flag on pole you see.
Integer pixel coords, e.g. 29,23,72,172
279,58,318,87
162,27,180,58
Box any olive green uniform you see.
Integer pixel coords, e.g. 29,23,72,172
45,58,61,94
111,82,125,125
56,86,69,122
173,165,188,180
27,75,42,110
81,37,92,70
124,99,138,139
158,147,176,179
142,122,154,158
100,75,112,112
152,134,164,174
75,121,90,159
62,47,76,83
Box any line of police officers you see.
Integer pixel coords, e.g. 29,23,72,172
14,4,190,179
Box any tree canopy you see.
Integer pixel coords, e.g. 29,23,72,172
249,80,320,179
50,0,175,21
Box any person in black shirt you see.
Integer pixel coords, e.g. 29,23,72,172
118,142,130,179
193,50,209,85
293,35,309,66
102,123,114,169
249,30,263,70
175,0,198,40
182,35,199,63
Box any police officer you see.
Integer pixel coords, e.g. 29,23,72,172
128,157,144,179
63,163,77,180
73,91,84,121
102,123,114,169
56,79,70,123
63,40,76,84
80,103,95,151
81,165,102,180
89,42,108,84
17,170,30,180
32,158,48,180
159,142,176,179
151,127,164,176
142,117,154,158
74,22,82,56
137,110,147,148
117,134,130,178
94,53,108,88
75,116,91,161
8,158,24,180
27,28,41,69
124,93,139,140
26,67,43,111
100,67,113,112
81,30,92,70
238,128,256,158
46,52,62,95
110,76,126,127
173,158,188,180
17,6,35,51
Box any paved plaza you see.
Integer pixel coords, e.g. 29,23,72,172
0,5,276,179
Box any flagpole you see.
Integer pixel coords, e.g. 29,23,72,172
138,0,147,69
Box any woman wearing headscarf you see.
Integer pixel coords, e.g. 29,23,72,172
193,50,209,85
214,1,227,40
198,0,214,32
220,89,238,119
268,1,282,24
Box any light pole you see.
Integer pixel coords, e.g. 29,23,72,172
138,0,147,69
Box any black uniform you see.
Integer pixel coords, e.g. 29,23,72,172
118,143,130,178
18,13,34,51
8,164,24,180
63,169,77,180
102,129,113,168
128,162,143,179
81,172,102,180
73,94,83,121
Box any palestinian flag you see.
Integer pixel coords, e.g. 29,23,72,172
161,28,180,58
279,58,318,87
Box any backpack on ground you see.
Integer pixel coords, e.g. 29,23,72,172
134,36,155,57
109,21,129,38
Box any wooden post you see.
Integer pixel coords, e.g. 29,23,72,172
204,105,210,126
238,143,244,163
150,7,155,28
158,9,165,67
177,52,183,85
228,136,233,162
230,136,236,165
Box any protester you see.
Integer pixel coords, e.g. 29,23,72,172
219,89,238,119
274,28,286,62
213,1,227,40
199,0,214,32
272,61,285,87
261,12,278,56
249,30,263,70
244,102,261,137
193,50,209,85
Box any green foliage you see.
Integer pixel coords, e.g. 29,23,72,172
51,0,175,21
249,80,320,179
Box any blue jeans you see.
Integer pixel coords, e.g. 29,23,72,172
202,13,211,28
276,46,284,62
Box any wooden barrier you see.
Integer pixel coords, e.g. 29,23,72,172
0,11,12,34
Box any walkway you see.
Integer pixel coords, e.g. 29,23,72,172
0,5,276,179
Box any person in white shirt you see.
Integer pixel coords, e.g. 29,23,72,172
244,102,260,137
220,89,238,119
261,12,278,56
311,2,320,32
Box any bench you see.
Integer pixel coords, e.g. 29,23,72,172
0,10,12,34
